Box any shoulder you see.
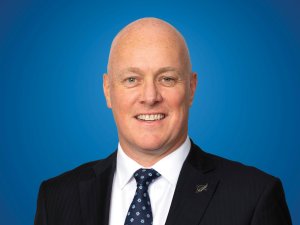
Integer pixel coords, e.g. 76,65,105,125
40,151,116,191
188,142,292,224
211,151,276,181
190,142,287,209
190,142,280,189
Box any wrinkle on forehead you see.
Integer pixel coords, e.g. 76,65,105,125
107,17,191,76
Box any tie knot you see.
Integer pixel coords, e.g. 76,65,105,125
133,168,161,187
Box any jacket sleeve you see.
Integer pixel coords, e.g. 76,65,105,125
34,181,48,225
250,178,292,225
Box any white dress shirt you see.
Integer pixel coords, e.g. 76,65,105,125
108,137,191,225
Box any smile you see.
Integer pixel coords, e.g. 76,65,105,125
136,114,165,121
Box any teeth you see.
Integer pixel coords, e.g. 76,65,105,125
137,114,165,121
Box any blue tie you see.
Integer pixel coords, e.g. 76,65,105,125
124,168,161,225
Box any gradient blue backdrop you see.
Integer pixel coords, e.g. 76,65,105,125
1,0,299,224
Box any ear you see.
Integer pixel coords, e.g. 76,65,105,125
189,72,197,106
103,73,112,108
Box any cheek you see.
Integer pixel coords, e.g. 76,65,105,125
166,88,188,109
167,91,191,125
110,88,139,112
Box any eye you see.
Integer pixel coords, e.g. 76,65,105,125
159,76,177,87
127,77,136,83
123,76,139,87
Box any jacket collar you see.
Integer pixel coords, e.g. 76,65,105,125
165,141,220,225
79,152,117,225
79,140,219,225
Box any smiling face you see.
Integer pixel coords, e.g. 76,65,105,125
103,18,197,166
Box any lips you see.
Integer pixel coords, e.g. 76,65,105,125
135,113,165,121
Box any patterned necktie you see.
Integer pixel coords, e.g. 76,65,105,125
124,168,161,225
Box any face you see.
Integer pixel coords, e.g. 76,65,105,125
103,32,197,160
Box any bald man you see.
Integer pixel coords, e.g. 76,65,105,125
34,18,292,225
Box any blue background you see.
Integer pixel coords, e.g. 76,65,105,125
1,0,299,224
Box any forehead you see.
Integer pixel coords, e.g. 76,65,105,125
110,35,187,74
118,67,182,78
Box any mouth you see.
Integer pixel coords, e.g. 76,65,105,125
135,113,166,121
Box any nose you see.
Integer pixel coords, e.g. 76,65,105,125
140,80,162,105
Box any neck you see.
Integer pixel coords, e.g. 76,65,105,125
120,138,187,167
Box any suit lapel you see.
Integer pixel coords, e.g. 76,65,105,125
78,142,219,225
79,152,117,225
165,143,220,225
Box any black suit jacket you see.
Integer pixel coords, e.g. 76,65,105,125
34,142,292,225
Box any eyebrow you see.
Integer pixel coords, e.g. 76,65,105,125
120,66,180,76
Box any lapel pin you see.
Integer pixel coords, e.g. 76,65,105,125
195,183,208,193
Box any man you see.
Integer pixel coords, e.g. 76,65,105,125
34,18,292,225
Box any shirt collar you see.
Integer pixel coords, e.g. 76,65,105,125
116,136,191,189
116,143,144,190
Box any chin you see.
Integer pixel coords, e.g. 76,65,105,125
134,139,169,153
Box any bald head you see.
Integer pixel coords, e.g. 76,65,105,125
107,18,191,75
103,18,197,165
